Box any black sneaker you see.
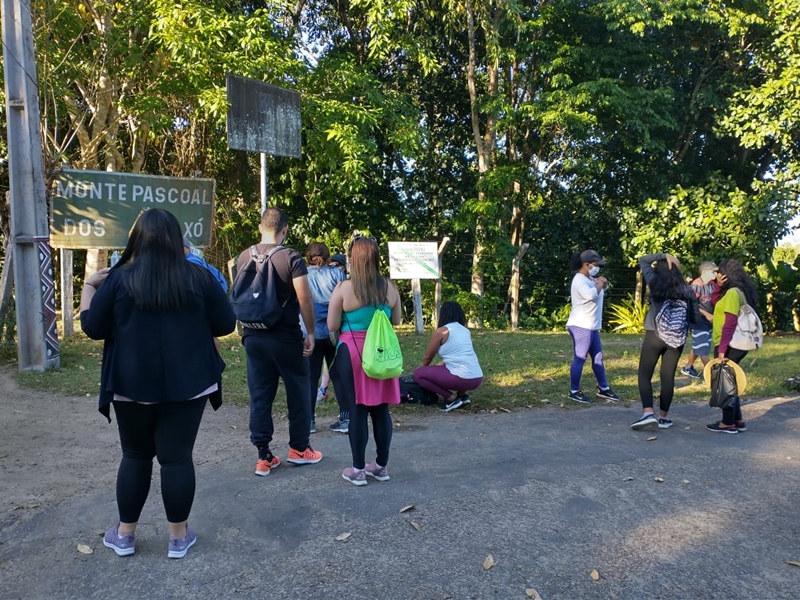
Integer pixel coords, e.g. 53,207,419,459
596,387,620,401
329,419,349,434
440,397,464,412
657,417,674,429
310,419,317,434
736,421,747,432
630,413,658,429
706,422,738,434
457,393,471,405
568,390,592,404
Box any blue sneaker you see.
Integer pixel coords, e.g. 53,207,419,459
681,365,701,378
630,413,658,430
168,526,197,559
658,417,674,429
103,524,135,556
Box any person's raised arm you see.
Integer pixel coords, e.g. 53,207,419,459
638,253,665,286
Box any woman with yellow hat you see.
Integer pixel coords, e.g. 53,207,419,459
706,258,758,434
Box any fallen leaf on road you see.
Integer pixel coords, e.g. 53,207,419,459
229,425,237,429
590,569,600,581
654,477,664,483
483,554,497,570
410,522,421,531
622,476,634,481
683,479,690,484
684,426,690,430
335,532,351,541
499,408,511,413
646,436,657,441
525,589,542,599
400,504,415,513
786,561,800,567
490,409,497,413
77,544,93,555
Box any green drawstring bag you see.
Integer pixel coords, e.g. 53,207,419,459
361,308,403,379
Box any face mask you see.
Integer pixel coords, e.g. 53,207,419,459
700,270,715,283
588,265,600,277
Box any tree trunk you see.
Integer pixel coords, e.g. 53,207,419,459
465,0,499,328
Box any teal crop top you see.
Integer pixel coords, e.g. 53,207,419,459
342,304,391,331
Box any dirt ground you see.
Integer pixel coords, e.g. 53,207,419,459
0,367,254,523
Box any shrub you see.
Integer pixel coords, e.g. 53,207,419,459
607,294,646,333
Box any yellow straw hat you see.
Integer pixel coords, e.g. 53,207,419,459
703,358,747,395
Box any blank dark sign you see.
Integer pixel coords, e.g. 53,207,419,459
226,74,301,158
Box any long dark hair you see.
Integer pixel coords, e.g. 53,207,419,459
648,259,687,302
113,208,201,311
349,236,387,305
438,301,467,328
718,258,758,307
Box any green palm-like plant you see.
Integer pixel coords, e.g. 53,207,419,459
607,294,646,334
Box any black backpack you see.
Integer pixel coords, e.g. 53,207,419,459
230,245,290,329
399,375,438,405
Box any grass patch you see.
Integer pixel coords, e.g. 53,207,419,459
10,324,800,413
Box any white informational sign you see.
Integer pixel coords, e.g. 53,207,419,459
388,242,440,279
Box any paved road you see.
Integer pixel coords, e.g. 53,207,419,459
2,395,800,600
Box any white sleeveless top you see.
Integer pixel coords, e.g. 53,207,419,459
438,323,483,379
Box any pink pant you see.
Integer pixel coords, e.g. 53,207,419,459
413,365,482,400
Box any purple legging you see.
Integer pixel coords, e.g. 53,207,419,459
567,326,609,392
413,365,483,401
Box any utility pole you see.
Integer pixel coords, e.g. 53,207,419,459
2,0,59,370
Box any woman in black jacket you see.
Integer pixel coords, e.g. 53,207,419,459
631,253,699,431
81,208,236,559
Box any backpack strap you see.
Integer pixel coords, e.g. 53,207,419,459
733,288,747,311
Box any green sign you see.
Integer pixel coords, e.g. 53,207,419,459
49,170,216,249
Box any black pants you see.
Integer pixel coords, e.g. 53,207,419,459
713,345,748,425
637,329,684,413
243,332,311,451
113,397,207,524
308,337,353,418
332,342,392,469
349,403,393,470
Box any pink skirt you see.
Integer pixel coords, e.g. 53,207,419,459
340,330,400,406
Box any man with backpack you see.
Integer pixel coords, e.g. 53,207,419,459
232,208,323,477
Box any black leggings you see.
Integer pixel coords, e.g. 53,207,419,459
349,403,393,470
309,337,353,418
112,397,207,523
637,329,684,413
713,346,748,425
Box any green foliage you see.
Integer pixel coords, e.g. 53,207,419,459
620,174,799,269
607,294,646,334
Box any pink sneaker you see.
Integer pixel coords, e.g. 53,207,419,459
364,461,390,482
341,467,367,486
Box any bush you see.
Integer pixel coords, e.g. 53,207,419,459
607,294,646,334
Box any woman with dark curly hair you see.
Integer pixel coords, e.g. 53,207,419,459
631,253,700,430
706,258,759,434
